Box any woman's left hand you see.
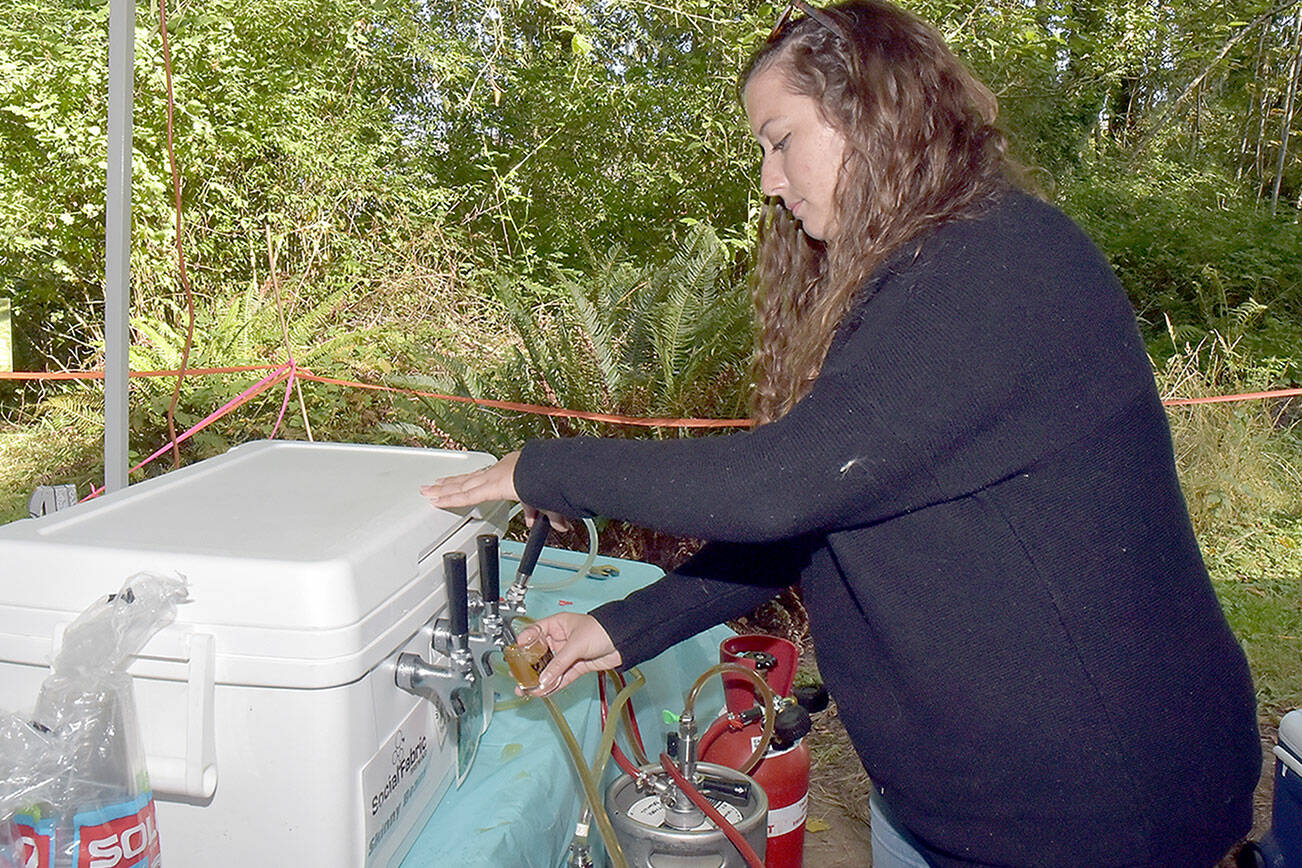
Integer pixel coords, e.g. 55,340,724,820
420,451,571,530
421,451,521,507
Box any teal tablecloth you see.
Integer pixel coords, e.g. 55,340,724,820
399,543,732,868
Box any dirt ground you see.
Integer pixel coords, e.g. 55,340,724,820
802,699,875,865
798,698,1279,867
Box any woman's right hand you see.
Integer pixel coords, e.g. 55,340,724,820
516,613,622,696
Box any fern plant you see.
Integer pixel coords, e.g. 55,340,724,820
1155,297,1302,387
404,225,755,454
121,278,403,463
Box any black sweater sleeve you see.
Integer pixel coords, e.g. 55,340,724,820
590,540,807,668
514,193,1154,544
514,379,919,542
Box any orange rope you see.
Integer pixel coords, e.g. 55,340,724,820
0,366,754,427
293,372,754,429
4,367,1300,426
1162,387,1302,406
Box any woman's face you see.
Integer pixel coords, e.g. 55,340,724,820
744,63,847,243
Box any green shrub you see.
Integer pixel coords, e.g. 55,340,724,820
1061,155,1302,379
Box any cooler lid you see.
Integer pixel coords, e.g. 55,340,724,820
0,442,502,671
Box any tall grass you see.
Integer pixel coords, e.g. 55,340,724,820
1063,157,1302,377
1155,333,1302,712
0,410,103,521
1157,333,1301,534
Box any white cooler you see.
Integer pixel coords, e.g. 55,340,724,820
0,441,510,867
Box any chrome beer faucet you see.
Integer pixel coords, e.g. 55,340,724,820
467,534,514,671
396,552,481,719
502,515,551,617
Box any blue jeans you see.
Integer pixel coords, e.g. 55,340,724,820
870,790,933,868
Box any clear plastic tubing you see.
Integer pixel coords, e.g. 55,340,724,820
592,668,647,783
542,695,631,868
527,515,599,590
611,670,649,765
684,663,777,776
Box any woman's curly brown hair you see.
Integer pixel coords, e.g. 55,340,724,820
743,0,1011,423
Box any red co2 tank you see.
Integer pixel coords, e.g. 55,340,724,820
700,635,824,868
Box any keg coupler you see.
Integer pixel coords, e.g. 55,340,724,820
604,666,776,868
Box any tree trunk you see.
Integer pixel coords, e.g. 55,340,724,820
1238,22,1271,183
1131,0,1302,158
1109,73,1138,145
1271,12,1302,215
1255,32,1274,189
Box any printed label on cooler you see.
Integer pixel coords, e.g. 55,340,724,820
766,792,808,838
362,702,437,865
428,690,450,750
625,795,745,831
13,812,55,868
71,791,161,868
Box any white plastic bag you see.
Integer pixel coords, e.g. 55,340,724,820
1,573,187,868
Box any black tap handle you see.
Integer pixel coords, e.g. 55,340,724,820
516,514,552,581
445,552,469,637
477,534,500,609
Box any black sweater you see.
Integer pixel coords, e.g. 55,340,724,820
514,190,1260,867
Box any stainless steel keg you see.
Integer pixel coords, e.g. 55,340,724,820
604,761,768,868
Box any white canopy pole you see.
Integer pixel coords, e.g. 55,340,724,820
104,0,133,492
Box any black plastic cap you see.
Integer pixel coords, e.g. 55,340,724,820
792,684,829,714
1234,842,1267,868
772,704,812,748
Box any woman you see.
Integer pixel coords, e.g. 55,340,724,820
422,2,1261,865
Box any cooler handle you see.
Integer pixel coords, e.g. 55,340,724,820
146,630,219,799
1274,744,1302,779
49,623,219,800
